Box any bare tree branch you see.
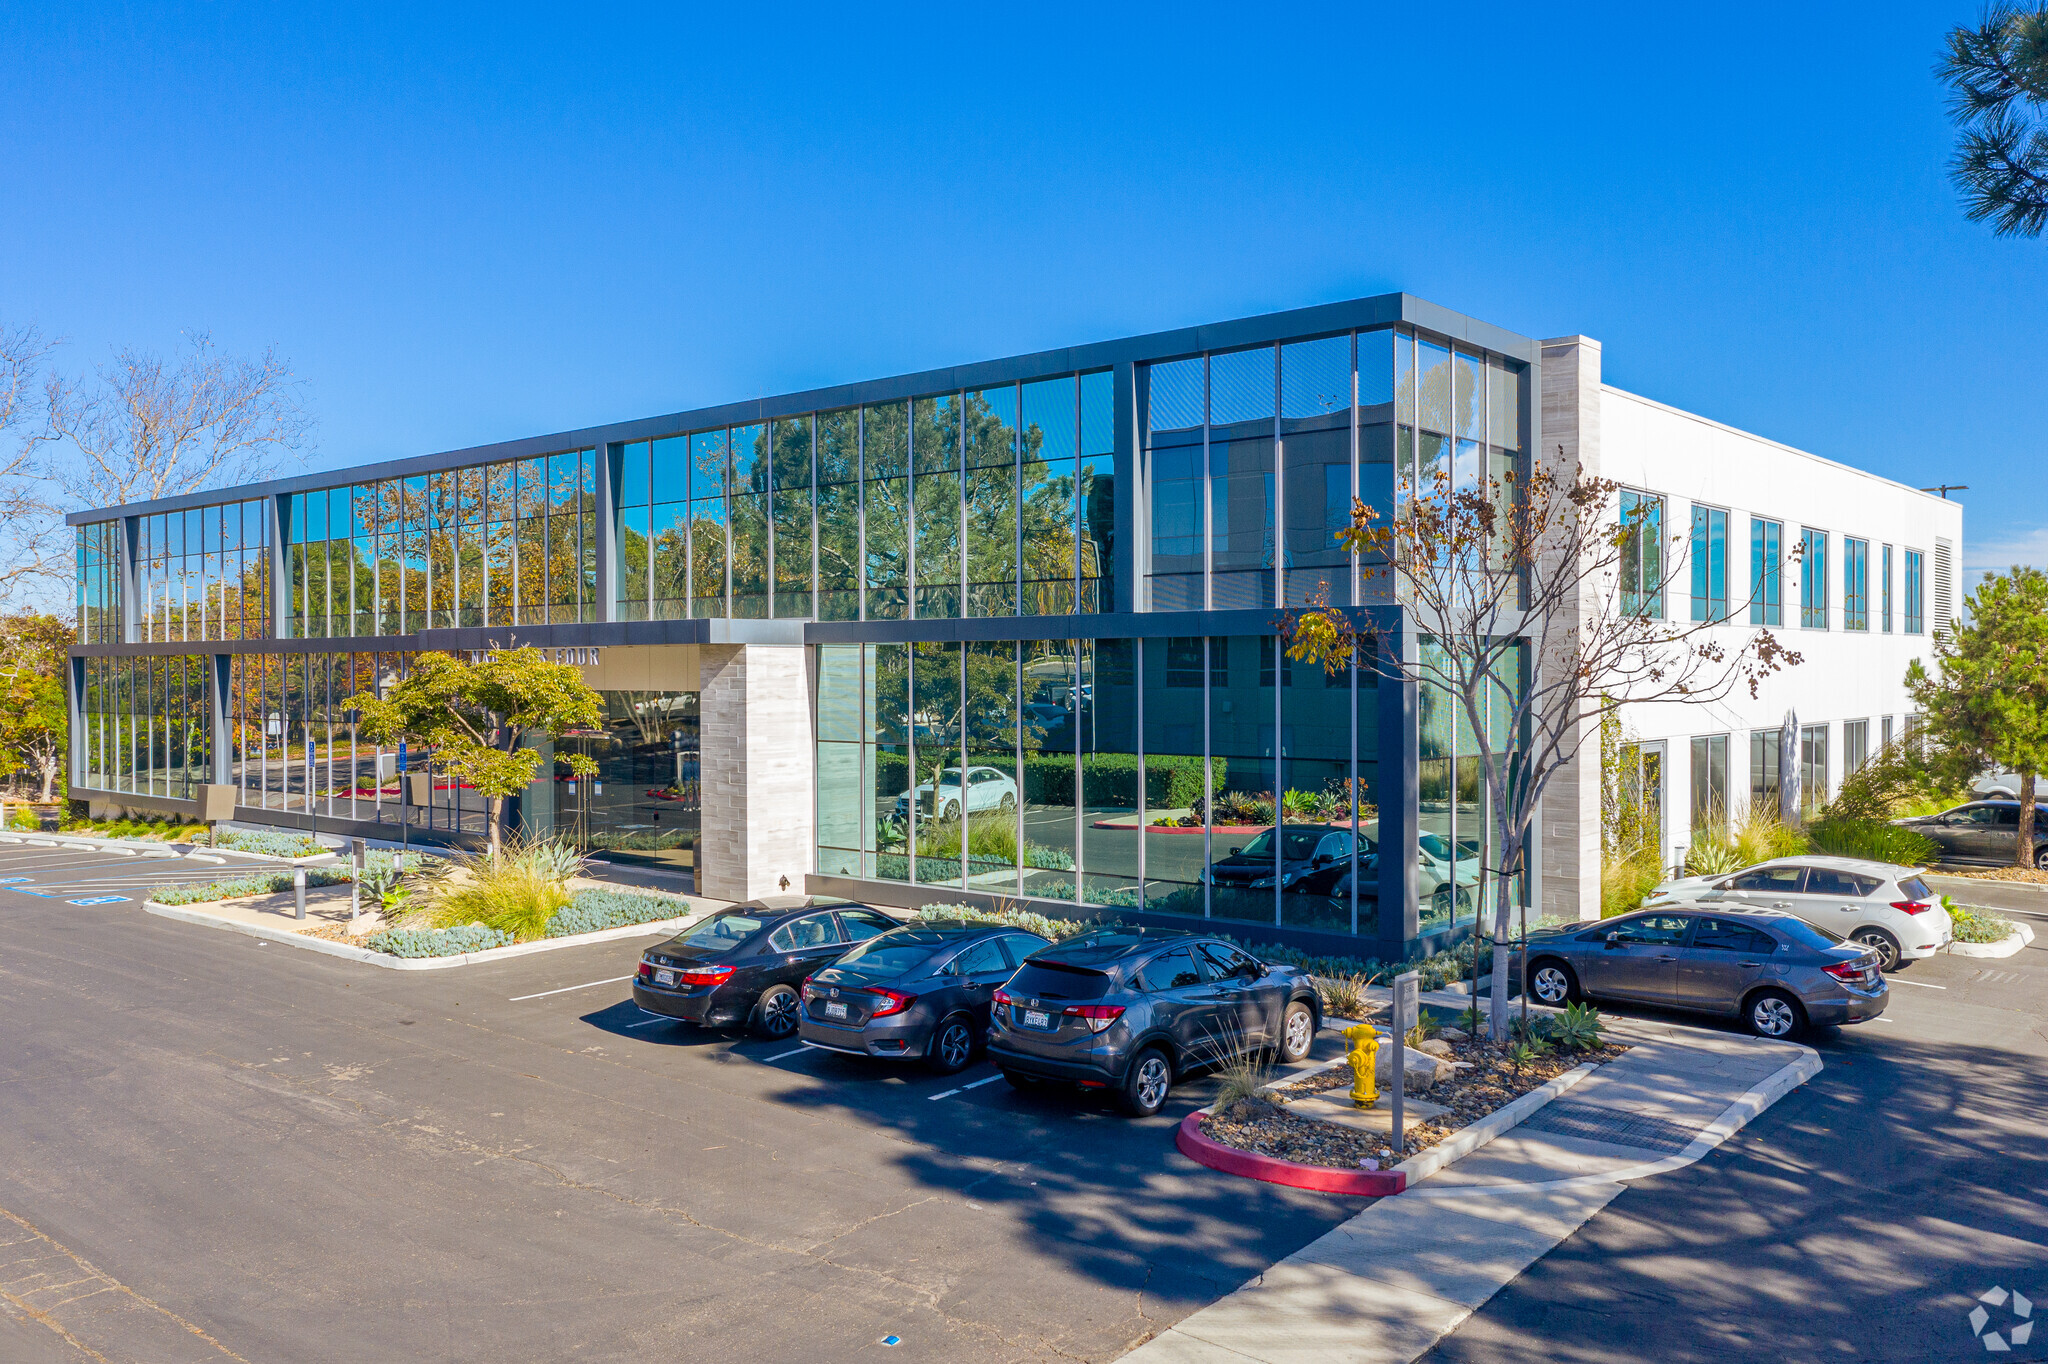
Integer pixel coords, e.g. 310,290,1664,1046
44,331,311,510
0,326,67,610
1281,448,1801,1043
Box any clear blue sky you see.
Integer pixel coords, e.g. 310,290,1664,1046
3,3,2040,576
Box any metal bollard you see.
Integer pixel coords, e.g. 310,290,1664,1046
350,837,365,925
293,867,307,921
1344,1023,1380,1110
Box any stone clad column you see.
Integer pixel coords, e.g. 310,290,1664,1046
1538,335,1603,923
697,644,816,903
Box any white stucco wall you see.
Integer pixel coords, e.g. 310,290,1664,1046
1598,385,1964,868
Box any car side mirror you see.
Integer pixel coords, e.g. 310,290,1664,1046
1313,853,1331,867
1604,932,1622,948
1229,847,1242,856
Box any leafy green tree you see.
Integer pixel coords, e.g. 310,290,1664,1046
1938,4,2048,238
1907,566,2048,866
0,610,74,800
351,648,603,856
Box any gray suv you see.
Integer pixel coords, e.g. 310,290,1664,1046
987,929,1322,1116
1521,907,1888,1038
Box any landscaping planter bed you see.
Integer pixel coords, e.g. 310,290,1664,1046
1196,1022,1627,1177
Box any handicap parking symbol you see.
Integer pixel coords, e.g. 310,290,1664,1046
65,896,129,906
0,876,33,883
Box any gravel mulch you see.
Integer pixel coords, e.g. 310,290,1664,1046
1199,1026,1628,1172
1931,865,2048,885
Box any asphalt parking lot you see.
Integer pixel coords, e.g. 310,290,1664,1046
0,847,1363,1364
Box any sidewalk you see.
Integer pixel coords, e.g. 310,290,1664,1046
1128,1014,1818,1364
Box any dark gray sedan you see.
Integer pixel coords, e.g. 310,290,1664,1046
1896,800,2045,869
1521,907,1887,1038
798,922,1051,1073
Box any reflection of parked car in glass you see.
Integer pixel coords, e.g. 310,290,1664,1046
1202,825,1362,898
800,922,1051,1073
1418,832,1481,916
893,766,1019,822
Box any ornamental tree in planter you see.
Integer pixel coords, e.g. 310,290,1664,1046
350,647,603,856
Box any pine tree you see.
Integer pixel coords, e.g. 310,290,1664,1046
1938,5,2048,238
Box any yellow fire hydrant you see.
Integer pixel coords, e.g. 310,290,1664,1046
1344,1023,1380,1109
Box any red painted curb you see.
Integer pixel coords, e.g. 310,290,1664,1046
1175,1109,1406,1196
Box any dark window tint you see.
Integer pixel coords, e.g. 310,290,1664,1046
1691,919,1776,954
1899,877,1931,900
1138,946,1203,991
674,913,765,949
1610,914,1690,945
837,908,898,941
770,913,839,952
951,938,1008,975
995,932,1049,967
1807,868,1880,897
1729,866,1806,894
835,944,934,978
1991,806,2020,828
1197,943,1258,980
1772,917,1847,950
1006,962,1113,1001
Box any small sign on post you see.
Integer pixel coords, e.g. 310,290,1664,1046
1392,970,1419,1157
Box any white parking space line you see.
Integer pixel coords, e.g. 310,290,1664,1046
927,1086,962,1101
623,1012,672,1029
509,976,634,1002
1888,978,1947,989
961,1074,1003,1091
929,1074,1005,1101
1870,1016,1896,1023
763,1047,810,1062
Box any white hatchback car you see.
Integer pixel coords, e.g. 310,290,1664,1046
1645,855,1952,972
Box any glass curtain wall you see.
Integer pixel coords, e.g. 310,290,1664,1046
818,411,860,621
914,396,962,617
965,389,1017,616
136,502,269,642
864,403,911,621
731,424,770,619
76,521,124,645
816,631,1394,942
78,655,210,797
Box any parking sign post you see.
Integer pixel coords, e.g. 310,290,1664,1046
1393,971,1419,1156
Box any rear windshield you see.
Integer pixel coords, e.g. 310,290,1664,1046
1898,877,1931,901
1236,828,1328,860
832,940,937,979
1773,918,1846,950
1006,962,1113,1001
673,913,764,949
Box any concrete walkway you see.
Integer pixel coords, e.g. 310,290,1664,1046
1127,1016,1818,1364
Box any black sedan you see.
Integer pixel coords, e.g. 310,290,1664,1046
799,921,1052,1073
632,897,901,1038
1202,824,1366,899
1895,800,2044,869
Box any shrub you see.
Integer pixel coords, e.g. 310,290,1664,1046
1601,850,1663,918
544,888,693,937
1552,1001,1605,1050
151,869,351,904
363,924,514,957
1823,738,1966,823
1946,898,2015,944
1317,972,1374,1019
211,829,327,859
1684,841,1745,876
432,863,571,941
1806,818,1937,867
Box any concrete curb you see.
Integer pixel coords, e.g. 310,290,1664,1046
198,845,339,867
141,900,703,970
0,832,180,858
1391,1061,1600,1188
1948,921,2036,958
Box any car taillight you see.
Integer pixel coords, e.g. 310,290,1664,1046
1823,959,1874,982
868,988,916,1018
1891,900,1933,915
993,989,1017,1007
677,965,736,987
637,961,655,979
1064,1004,1126,1034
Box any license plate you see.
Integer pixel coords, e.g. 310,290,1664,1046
654,968,675,986
825,1001,848,1019
1023,1009,1052,1029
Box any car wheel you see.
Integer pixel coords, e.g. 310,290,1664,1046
940,802,958,822
1529,959,1580,1006
1277,1002,1315,1062
754,985,801,1039
2035,844,2048,871
1851,928,1902,972
928,1014,975,1074
999,792,1016,813
1746,989,1805,1039
1120,1047,1173,1117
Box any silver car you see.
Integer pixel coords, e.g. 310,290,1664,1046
1521,907,1888,1038
1645,855,1952,971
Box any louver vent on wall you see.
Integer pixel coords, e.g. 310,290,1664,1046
1933,539,1954,637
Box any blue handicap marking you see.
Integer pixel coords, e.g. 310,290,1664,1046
14,889,53,897
0,876,32,883
66,896,131,906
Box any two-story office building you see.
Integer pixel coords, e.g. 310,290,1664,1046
65,295,1962,960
